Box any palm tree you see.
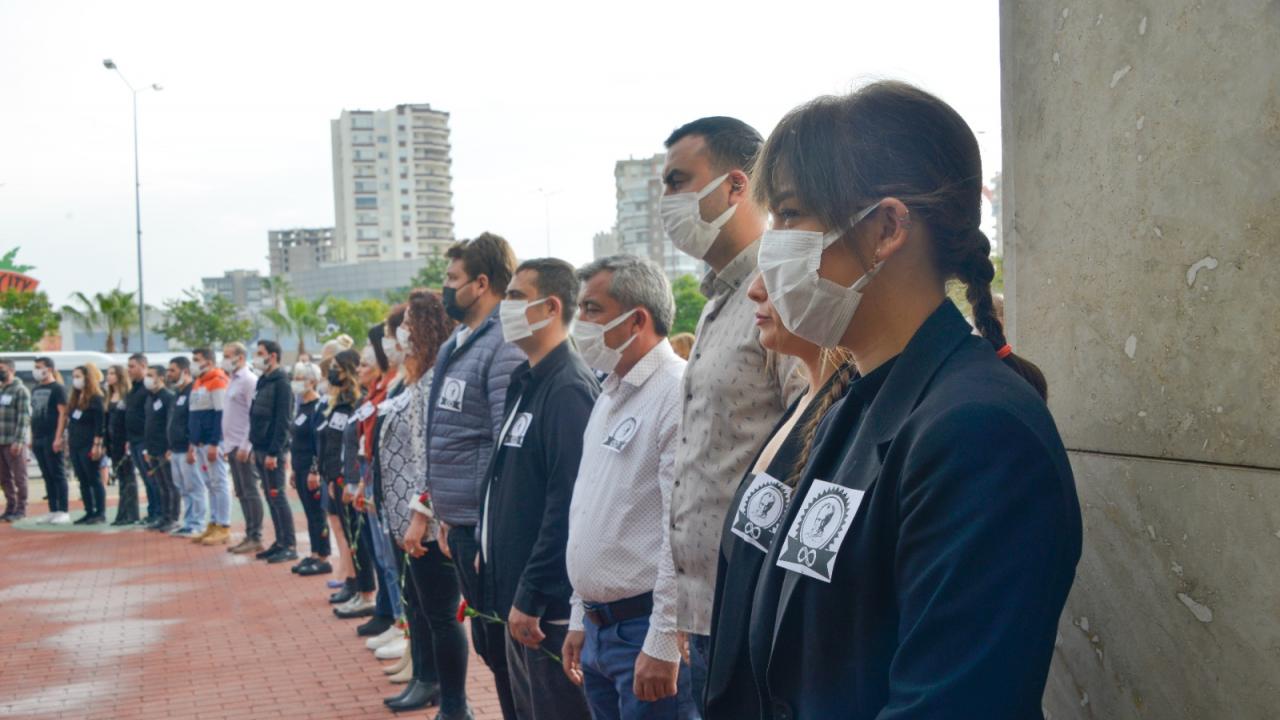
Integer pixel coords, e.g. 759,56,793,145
263,276,291,313
61,286,138,352
260,293,328,356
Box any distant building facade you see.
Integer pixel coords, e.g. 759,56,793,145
202,269,269,316
614,154,700,281
285,258,424,303
269,227,338,275
331,104,454,265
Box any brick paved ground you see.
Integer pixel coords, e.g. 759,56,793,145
0,482,503,720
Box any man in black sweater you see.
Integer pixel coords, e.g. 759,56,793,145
142,365,179,532
250,339,296,563
125,354,155,524
478,258,599,720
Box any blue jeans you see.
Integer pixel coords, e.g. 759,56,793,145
583,616,699,720
130,444,157,519
194,444,231,526
170,453,207,530
363,481,402,620
686,634,711,717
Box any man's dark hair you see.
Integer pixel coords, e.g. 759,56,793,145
257,339,282,363
0,358,14,370
147,364,165,376
665,116,764,175
516,258,579,325
169,356,190,372
35,356,54,369
192,347,212,362
128,352,147,365
446,232,518,295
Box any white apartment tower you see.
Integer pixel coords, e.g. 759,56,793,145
614,154,701,281
331,104,455,264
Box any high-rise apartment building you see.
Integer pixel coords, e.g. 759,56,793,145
201,269,269,316
268,227,338,275
331,104,454,264
614,154,700,281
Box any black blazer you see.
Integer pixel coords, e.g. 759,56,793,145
744,300,1081,720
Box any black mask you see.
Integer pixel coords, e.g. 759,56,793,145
0,370,9,383
442,280,476,322
327,368,343,387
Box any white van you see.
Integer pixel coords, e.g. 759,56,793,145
0,351,123,388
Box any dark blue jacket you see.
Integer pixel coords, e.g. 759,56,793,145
741,300,1081,720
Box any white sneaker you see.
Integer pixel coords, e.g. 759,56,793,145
49,512,72,525
366,626,401,650
33,513,53,524
374,637,407,660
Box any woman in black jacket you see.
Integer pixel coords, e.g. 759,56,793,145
704,274,853,720
312,350,374,606
67,364,107,525
732,81,1081,719
105,365,139,525
290,361,330,576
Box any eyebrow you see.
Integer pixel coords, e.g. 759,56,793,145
662,169,687,185
770,190,796,207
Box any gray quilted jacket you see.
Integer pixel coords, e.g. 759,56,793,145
423,307,526,526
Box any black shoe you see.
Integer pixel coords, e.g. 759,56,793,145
267,547,298,564
255,543,282,560
155,521,179,533
8,512,25,522
291,557,315,574
88,514,107,525
433,708,474,720
386,680,441,711
74,514,92,525
333,601,376,619
298,559,333,577
329,581,356,604
356,615,393,637
0,512,13,523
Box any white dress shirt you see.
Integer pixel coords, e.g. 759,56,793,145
566,339,685,663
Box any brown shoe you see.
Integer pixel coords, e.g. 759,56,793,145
191,523,214,543
230,538,264,555
201,525,231,546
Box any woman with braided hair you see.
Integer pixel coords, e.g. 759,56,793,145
732,81,1080,719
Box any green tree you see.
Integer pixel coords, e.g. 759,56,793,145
263,275,291,312
0,289,59,351
387,250,449,303
153,290,253,348
323,297,389,343
261,294,328,356
61,286,139,352
671,274,707,336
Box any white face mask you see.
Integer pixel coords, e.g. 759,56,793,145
32,367,47,382
145,377,158,391
659,173,737,260
291,380,307,395
395,324,411,348
381,336,404,366
252,356,268,372
758,202,882,348
500,298,552,343
317,380,330,396
221,359,236,374
72,377,85,390
572,308,638,374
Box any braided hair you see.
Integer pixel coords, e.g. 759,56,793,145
754,80,1048,401
787,347,856,487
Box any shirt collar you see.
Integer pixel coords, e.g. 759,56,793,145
604,339,676,393
700,237,760,298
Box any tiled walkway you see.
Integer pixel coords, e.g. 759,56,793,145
0,489,503,720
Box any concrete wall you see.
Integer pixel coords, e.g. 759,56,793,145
1000,1,1280,717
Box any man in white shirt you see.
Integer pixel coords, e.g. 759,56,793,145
562,255,696,719
220,342,264,554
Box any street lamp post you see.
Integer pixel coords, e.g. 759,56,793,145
102,59,161,353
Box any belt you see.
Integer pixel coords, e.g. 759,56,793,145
583,592,653,629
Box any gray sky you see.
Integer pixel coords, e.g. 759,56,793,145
0,0,1001,307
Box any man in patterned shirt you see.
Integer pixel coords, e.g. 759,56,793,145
659,117,804,711
561,255,696,719
0,359,31,521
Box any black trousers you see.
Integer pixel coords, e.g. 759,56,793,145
448,524,517,720
146,454,180,522
68,445,106,517
111,451,139,523
31,436,68,513
334,480,376,592
292,464,329,556
397,539,470,715
255,451,295,549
